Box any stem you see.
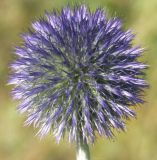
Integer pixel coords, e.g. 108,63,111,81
76,134,90,160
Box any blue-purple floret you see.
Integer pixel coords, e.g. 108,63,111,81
9,5,148,143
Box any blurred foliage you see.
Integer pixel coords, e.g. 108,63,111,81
0,0,157,160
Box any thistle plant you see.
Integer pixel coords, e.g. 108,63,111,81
9,5,148,160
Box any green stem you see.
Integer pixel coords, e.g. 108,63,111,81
76,134,90,160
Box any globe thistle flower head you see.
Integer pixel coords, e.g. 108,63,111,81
9,5,148,144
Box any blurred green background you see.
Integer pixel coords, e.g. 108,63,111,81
0,0,157,160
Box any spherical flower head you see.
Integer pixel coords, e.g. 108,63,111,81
9,5,148,144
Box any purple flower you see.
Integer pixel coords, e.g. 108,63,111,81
9,5,148,144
